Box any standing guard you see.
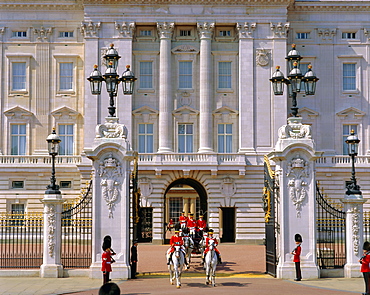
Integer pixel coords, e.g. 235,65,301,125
203,229,222,264
179,211,188,230
186,213,197,239
291,234,302,281
360,241,370,295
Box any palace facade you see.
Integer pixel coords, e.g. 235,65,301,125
0,0,370,244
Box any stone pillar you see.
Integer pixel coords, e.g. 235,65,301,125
342,194,366,278
85,117,135,280
269,117,322,279
40,193,64,278
197,22,214,153
236,22,255,154
157,22,174,153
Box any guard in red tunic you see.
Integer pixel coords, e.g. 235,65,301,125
186,213,197,238
203,229,222,264
101,239,115,284
291,234,302,281
360,241,370,295
196,215,207,234
179,211,188,229
167,230,188,266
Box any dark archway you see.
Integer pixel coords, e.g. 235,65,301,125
163,178,208,243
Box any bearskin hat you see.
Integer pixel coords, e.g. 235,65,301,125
363,241,370,251
295,234,302,243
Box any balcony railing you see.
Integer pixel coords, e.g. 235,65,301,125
315,155,370,166
0,155,81,165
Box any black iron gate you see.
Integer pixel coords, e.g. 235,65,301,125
316,183,346,269
263,155,277,277
138,207,153,243
61,180,92,268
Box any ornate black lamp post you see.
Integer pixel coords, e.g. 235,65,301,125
345,130,362,195
87,44,137,117
270,44,319,117
45,128,61,194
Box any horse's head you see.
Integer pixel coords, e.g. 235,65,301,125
209,240,215,250
174,245,181,257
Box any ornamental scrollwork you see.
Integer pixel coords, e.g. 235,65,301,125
96,118,128,139
47,205,56,257
99,153,122,218
287,155,309,218
350,205,360,256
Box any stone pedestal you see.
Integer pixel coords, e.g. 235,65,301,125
40,194,64,278
269,117,322,279
342,194,367,278
85,117,135,280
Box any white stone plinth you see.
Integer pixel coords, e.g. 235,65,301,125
40,264,63,278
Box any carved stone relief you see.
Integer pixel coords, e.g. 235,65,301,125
138,177,153,207
33,26,53,42
287,155,309,217
115,22,135,38
270,22,289,38
80,21,101,38
99,153,122,218
47,205,56,257
236,22,256,38
278,118,312,139
350,205,360,255
255,49,270,67
220,176,236,207
96,118,128,139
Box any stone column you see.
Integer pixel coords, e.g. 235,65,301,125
197,22,214,153
157,22,174,153
40,193,64,278
342,194,366,278
269,117,322,279
85,118,135,279
236,22,255,154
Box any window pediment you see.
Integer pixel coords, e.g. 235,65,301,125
4,106,34,120
171,45,199,54
299,107,319,119
133,106,158,123
51,106,79,120
336,107,365,119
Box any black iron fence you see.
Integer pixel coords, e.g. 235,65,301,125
364,212,370,243
61,180,93,268
0,213,43,268
316,183,346,269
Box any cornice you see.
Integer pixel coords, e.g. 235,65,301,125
0,0,82,10
290,2,370,12
82,0,293,5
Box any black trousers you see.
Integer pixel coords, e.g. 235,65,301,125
295,262,302,280
103,271,110,284
131,262,137,279
363,272,370,294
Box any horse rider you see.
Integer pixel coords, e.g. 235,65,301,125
196,215,207,237
167,229,188,266
179,211,188,229
203,229,222,264
186,213,197,239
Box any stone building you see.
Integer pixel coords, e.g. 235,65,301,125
0,0,369,245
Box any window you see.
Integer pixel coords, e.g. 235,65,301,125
180,30,191,37
140,30,152,36
58,124,74,155
12,31,27,38
342,32,356,39
12,62,26,91
60,181,72,189
11,204,25,226
138,123,154,153
343,125,357,155
12,181,24,189
59,31,74,38
178,124,193,153
218,124,232,153
343,63,356,91
11,124,26,155
179,61,192,89
139,62,153,89
219,30,231,37
296,33,310,39
218,62,232,89
59,62,73,91
169,197,182,222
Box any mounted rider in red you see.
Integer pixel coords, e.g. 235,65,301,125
167,229,188,266
203,229,222,264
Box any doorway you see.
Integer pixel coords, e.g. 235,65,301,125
220,207,235,243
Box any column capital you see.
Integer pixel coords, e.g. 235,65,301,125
80,21,101,38
157,22,174,39
270,22,289,38
115,22,135,38
236,22,256,39
197,22,215,40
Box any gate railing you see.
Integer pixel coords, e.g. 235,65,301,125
316,183,346,269
364,212,370,243
0,212,43,268
61,180,93,268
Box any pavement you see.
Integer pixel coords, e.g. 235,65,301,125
0,244,364,294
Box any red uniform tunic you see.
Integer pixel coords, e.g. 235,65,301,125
204,236,220,255
361,252,370,272
196,219,207,231
101,250,112,272
293,245,301,262
169,235,184,253
179,215,188,226
187,218,197,230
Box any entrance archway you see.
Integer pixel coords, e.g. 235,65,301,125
163,178,207,242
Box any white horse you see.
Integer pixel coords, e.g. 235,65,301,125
204,240,218,286
183,236,194,268
200,234,207,258
168,245,185,288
